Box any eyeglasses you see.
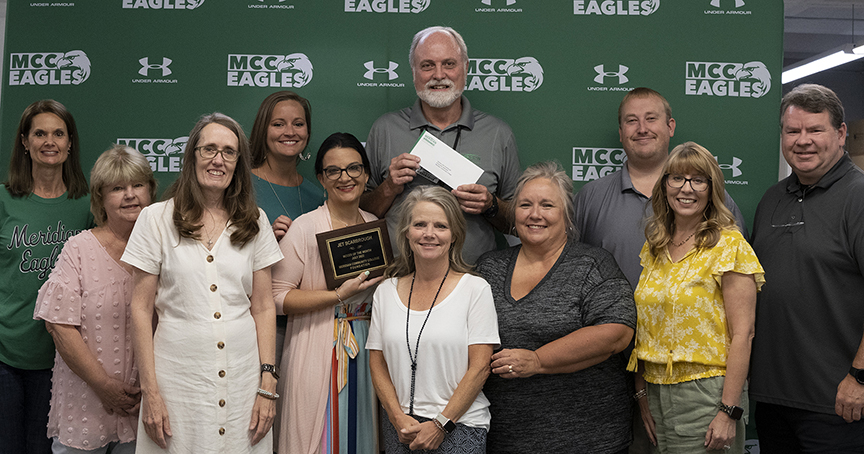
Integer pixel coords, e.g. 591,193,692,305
665,174,710,192
323,164,364,180
195,145,239,162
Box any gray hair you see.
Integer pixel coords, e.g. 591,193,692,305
780,83,845,131
409,26,469,68
511,161,576,239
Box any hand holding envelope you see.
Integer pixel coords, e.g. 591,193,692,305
409,130,484,190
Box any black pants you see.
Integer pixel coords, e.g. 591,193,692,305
755,401,864,453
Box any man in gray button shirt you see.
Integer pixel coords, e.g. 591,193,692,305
361,26,521,264
573,87,747,289
573,87,747,454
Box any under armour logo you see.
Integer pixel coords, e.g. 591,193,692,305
593,64,628,84
139,57,172,77
363,61,399,80
481,0,516,5
710,0,744,7
718,156,742,177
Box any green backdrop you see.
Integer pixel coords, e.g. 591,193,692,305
1,0,783,448
1,0,782,231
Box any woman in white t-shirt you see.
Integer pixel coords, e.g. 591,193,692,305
367,186,499,453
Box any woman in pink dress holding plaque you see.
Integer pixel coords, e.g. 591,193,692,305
272,132,383,454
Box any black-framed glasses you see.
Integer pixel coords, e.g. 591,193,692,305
665,174,711,192
323,164,364,180
195,145,240,162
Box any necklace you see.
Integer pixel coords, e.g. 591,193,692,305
405,267,450,415
203,209,224,249
673,231,696,247
259,169,303,217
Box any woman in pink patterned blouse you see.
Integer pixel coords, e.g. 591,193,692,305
34,144,156,454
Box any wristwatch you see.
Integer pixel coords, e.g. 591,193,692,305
481,194,499,219
850,366,864,385
261,363,279,380
434,413,456,434
718,402,744,420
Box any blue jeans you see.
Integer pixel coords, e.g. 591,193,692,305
0,360,53,454
755,401,864,453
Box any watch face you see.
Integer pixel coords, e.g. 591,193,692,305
730,406,744,420
855,369,864,384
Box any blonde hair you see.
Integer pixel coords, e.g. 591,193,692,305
89,144,157,226
644,141,737,257
385,186,473,278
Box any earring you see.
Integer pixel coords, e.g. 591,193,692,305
298,149,311,161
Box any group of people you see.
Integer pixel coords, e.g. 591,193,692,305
1,24,862,454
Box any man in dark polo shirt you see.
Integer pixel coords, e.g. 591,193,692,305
749,84,864,451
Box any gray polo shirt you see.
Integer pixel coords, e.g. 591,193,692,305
365,96,521,264
750,154,864,414
573,165,748,289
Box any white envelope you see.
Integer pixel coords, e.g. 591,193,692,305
409,130,484,190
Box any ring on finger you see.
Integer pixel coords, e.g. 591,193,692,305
508,365,513,373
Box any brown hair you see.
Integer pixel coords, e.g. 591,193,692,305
163,113,260,247
5,99,88,198
618,87,672,126
249,91,312,168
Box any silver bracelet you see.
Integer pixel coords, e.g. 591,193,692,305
633,389,647,401
334,288,344,304
257,388,279,400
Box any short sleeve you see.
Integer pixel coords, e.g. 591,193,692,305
33,235,84,326
581,249,637,329
496,132,521,200
710,230,765,291
364,119,387,190
121,203,165,275
466,276,500,348
252,209,283,271
638,241,652,268
365,278,393,351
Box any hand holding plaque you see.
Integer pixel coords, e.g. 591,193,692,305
316,218,394,290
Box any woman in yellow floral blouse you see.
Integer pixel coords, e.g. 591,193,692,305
627,142,764,454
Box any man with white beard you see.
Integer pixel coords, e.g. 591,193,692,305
361,26,521,264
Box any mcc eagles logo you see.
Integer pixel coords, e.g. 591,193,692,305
9,50,90,86
227,53,313,88
467,57,543,92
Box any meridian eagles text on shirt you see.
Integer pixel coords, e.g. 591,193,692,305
684,61,772,99
344,0,429,13
226,54,314,88
574,0,659,15
571,147,626,182
117,137,188,174
8,51,90,86
121,0,204,8
7,222,82,279
466,58,544,92
29,3,75,6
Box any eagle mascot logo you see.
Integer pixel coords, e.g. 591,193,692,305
641,0,659,15
735,61,771,98
277,53,314,88
185,0,205,9
166,137,189,156
507,57,544,92
56,50,91,85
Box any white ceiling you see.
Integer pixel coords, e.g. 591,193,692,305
784,0,864,70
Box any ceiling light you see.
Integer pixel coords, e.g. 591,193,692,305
782,43,864,85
